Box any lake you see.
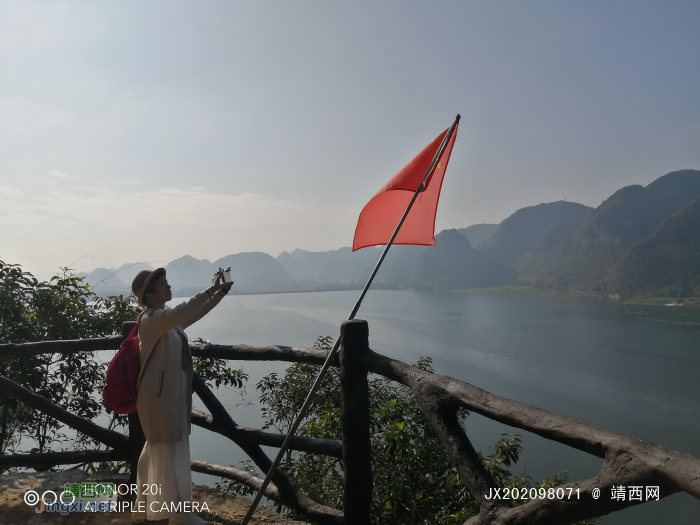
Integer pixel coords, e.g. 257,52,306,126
172,289,700,524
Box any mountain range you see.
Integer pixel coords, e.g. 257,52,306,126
512,169,700,296
76,252,297,296
75,169,700,299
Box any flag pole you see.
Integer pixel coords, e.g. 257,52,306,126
240,114,460,525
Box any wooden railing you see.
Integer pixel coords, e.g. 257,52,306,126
0,319,699,524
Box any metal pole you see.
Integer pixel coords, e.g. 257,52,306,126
241,114,460,525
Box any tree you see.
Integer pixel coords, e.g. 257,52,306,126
0,260,143,461
0,260,246,473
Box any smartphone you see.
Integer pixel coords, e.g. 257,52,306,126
223,270,233,283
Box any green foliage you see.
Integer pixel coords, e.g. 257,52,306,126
219,336,598,524
256,335,338,435
190,338,249,390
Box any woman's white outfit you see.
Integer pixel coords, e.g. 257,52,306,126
134,288,225,522
136,371,192,520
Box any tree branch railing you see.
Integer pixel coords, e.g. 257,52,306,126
1,320,699,525
0,448,128,470
191,409,342,458
0,375,128,451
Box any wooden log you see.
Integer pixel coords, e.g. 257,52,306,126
466,449,682,525
359,349,700,500
0,337,122,356
191,343,333,365
0,338,333,366
0,375,128,450
339,320,372,525
0,448,127,470
191,372,343,524
123,321,137,336
414,389,506,512
191,459,281,501
191,409,342,458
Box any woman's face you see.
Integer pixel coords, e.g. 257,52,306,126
147,274,172,306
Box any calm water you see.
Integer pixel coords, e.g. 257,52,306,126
173,290,700,524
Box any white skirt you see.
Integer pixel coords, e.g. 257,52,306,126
136,370,192,520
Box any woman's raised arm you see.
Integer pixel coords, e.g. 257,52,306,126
180,288,228,330
140,286,220,339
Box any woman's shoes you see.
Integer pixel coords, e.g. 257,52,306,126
169,512,207,525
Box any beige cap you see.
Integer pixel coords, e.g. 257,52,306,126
131,268,166,308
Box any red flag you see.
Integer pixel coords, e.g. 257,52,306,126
352,123,459,251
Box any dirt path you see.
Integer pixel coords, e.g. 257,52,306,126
0,470,307,525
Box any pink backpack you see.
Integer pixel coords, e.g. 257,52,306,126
102,314,158,414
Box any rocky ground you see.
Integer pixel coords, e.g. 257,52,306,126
0,469,307,525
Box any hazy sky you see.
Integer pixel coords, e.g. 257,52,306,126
1,1,699,276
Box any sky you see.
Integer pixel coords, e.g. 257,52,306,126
1,1,699,276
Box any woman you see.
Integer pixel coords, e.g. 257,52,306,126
130,267,232,525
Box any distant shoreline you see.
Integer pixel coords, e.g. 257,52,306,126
455,286,700,306
95,285,699,307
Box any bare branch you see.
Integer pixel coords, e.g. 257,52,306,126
191,343,333,365
0,449,127,470
414,388,506,511
0,339,334,367
191,409,342,458
0,337,122,356
467,449,682,525
191,459,280,501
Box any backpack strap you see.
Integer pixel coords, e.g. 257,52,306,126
124,314,143,342
135,310,163,392
128,310,149,339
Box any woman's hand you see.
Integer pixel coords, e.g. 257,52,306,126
212,268,233,292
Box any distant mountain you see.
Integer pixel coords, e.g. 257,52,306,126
576,169,700,251
457,224,499,248
159,253,297,294
612,193,700,297
277,249,333,281
276,245,424,284
211,252,296,292
276,247,379,282
113,262,155,288
164,255,212,291
479,201,594,265
76,268,128,294
528,169,700,291
79,253,296,296
374,245,426,283
276,231,513,291
413,229,515,289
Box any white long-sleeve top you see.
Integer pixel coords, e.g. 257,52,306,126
136,287,225,445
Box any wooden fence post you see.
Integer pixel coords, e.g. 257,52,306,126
340,319,373,525
122,321,145,493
